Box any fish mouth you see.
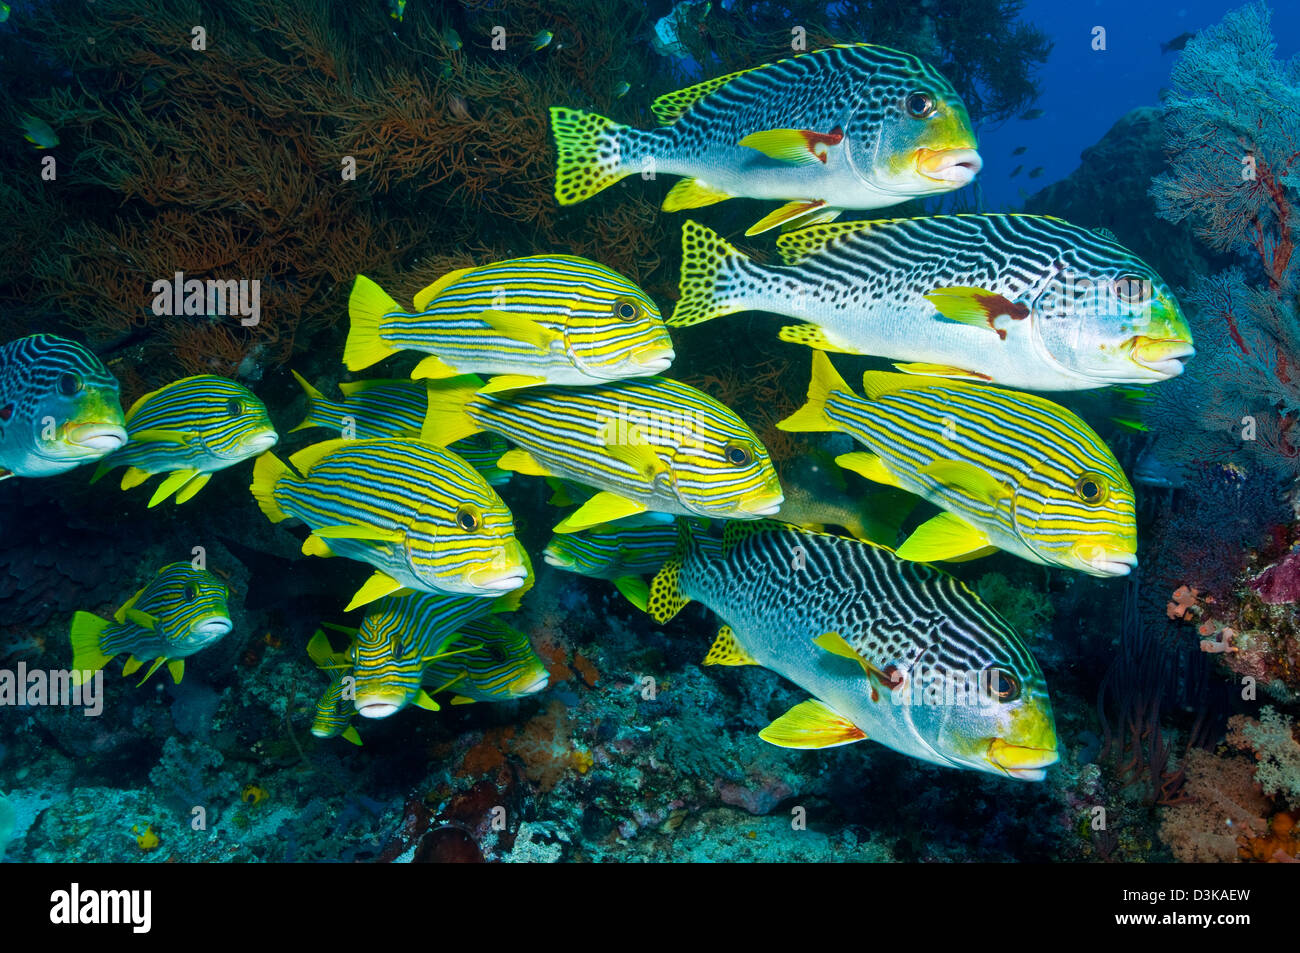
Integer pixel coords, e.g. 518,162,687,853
194,617,233,639
467,564,529,591
66,422,128,454
244,431,280,453
541,548,573,570
916,148,983,186
633,348,676,374
356,699,402,719
512,672,550,695
739,493,784,516
988,738,1058,780
1130,337,1195,377
1074,546,1138,577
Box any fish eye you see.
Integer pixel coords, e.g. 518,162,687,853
985,666,1020,703
226,398,242,416
613,298,640,322
724,443,752,467
456,505,480,532
1112,275,1151,305
488,645,506,663
905,91,936,118
58,372,82,396
1075,472,1109,504
185,583,200,601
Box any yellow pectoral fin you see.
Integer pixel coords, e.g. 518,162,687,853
129,429,194,445
918,460,1009,508
745,200,828,237
834,452,901,488
738,128,843,166
120,467,153,491
891,362,991,382
759,699,867,749
601,422,669,481
662,177,734,212
703,625,757,666
311,524,405,543
124,609,158,631
811,631,873,677
895,512,992,563
479,374,548,394
301,535,335,558
478,312,561,352
923,286,1027,336
344,572,408,612
497,448,553,477
777,324,856,354
612,575,649,612
147,469,201,508
553,492,649,534
410,354,462,381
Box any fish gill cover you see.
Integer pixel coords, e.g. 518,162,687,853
0,0,1294,872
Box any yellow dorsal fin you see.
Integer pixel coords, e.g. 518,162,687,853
661,177,735,212
776,324,856,354
553,491,648,534
918,460,1008,507
344,572,408,612
307,630,349,669
775,220,879,265
895,511,991,563
287,439,350,475
652,66,764,124
413,265,478,311
497,448,553,477
123,386,165,422
834,452,901,488
759,699,867,748
703,625,756,666
478,312,560,352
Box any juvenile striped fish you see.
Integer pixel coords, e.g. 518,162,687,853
421,375,783,532
348,592,500,718
779,353,1138,576
672,216,1194,391
424,616,549,704
306,627,363,744
344,257,674,392
70,563,233,686
250,438,529,610
551,43,981,234
92,375,278,506
290,371,511,485
543,519,685,609
0,334,126,478
649,521,1058,780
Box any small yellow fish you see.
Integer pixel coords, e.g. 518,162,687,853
132,825,160,850
20,114,58,149
614,82,631,99
442,26,462,50
532,30,553,51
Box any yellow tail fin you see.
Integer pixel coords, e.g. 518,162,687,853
70,611,112,683
289,369,327,433
345,275,401,371
777,351,849,433
421,376,485,447
669,220,755,328
646,521,695,623
250,451,291,522
549,106,632,205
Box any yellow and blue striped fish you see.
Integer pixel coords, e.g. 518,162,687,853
289,371,511,485
348,592,501,719
778,352,1137,576
306,627,362,745
69,563,233,686
543,520,685,610
421,375,784,532
250,438,528,610
0,333,126,478
344,256,675,392
424,616,549,704
92,375,278,506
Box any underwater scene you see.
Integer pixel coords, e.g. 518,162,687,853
0,0,1298,868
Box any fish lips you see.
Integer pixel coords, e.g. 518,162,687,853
1074,546,1138,577
631,349,676,374
66,422,128,455
1130,337,1196,377
738,493,785,517
193,617,233,640
467,564,529,592
988,738,1059,780
356,698,403,719
917,148,984,186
